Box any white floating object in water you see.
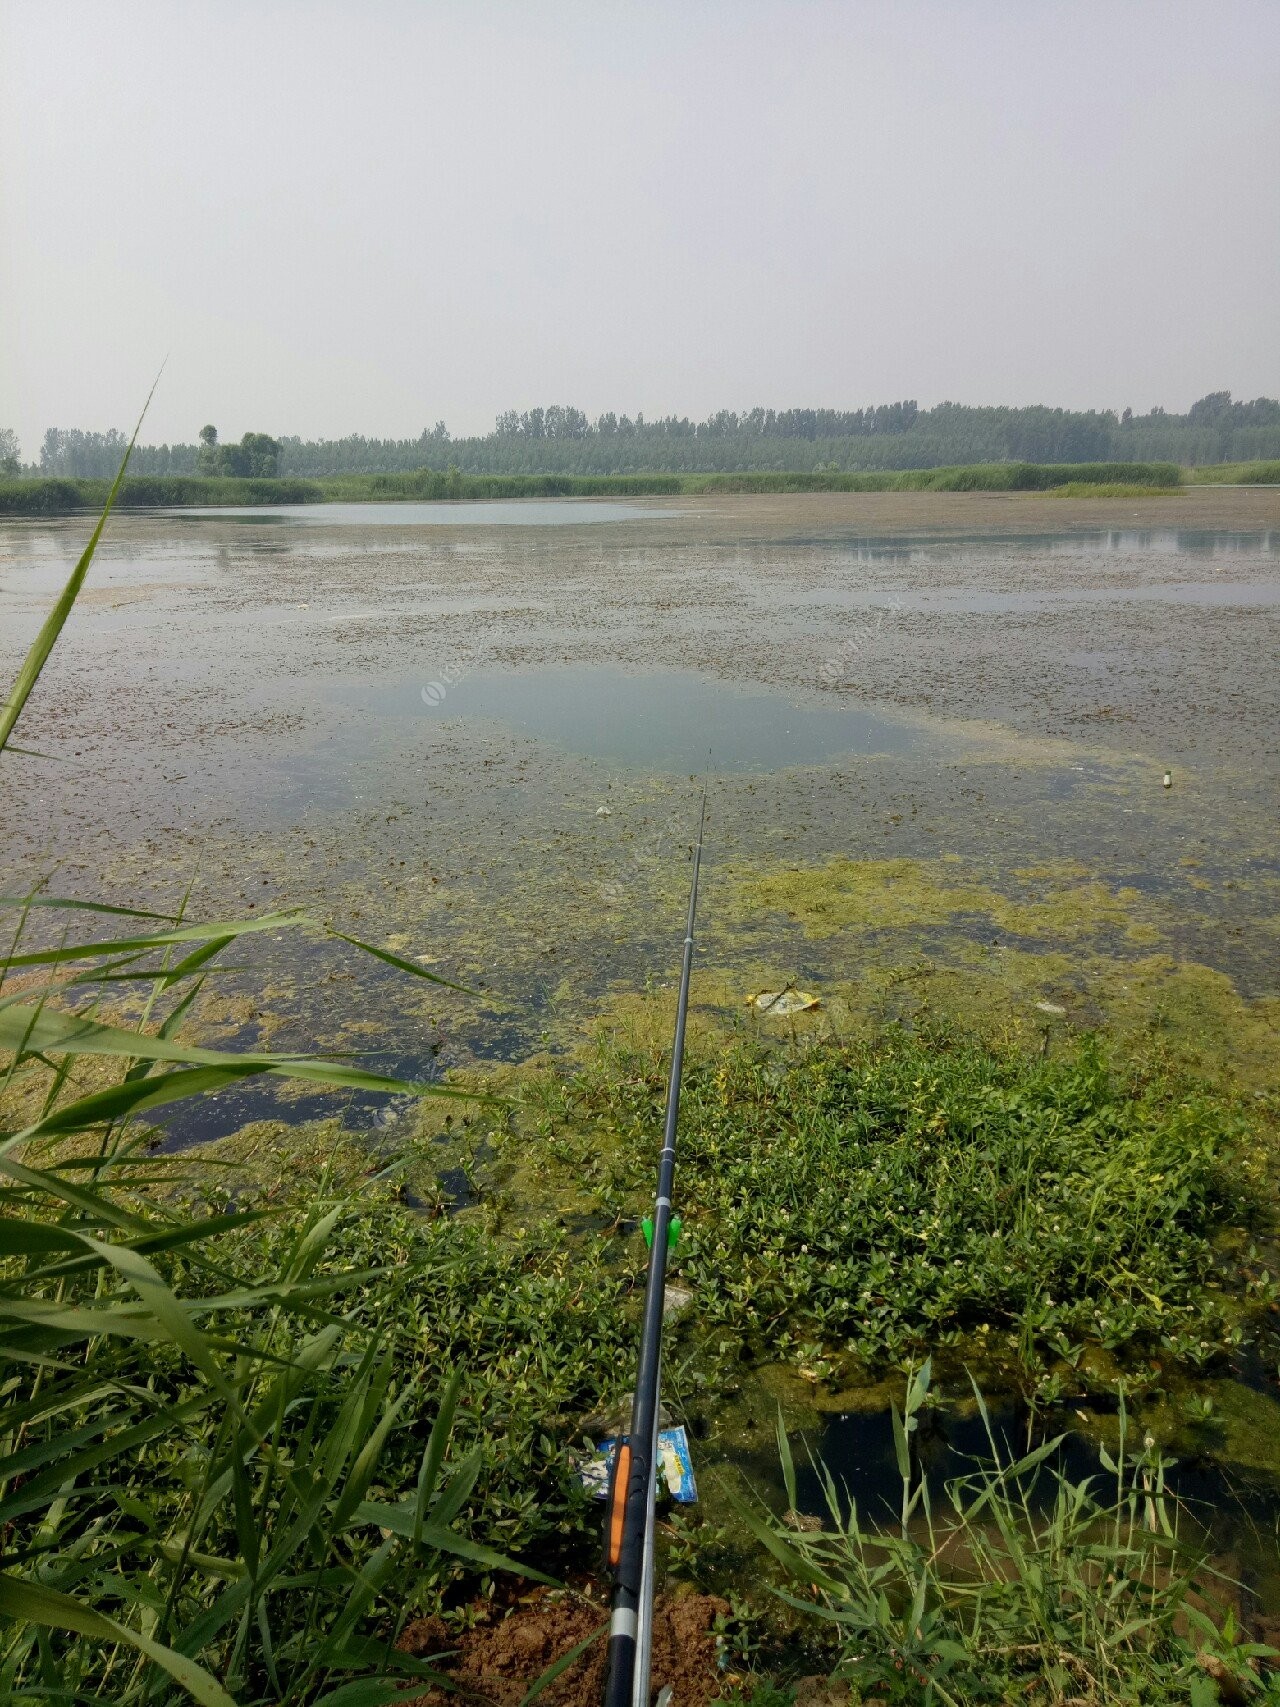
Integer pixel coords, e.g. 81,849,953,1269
1035,1001,1067,1016
747,988,821,1016
1162,771,1172,789
595,805,612,817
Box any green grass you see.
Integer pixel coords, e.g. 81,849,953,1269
0,885,582,1704
0,460,1183,514
3,1009,1268,1701
692,461,1181,495
5,1000,1264,1701
0,429,571,1704
0,474,327,513
322,469,684,500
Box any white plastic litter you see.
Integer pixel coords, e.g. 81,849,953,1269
747,988,820,1017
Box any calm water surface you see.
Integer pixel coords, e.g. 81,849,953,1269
353,665,925,772
174,499,672,526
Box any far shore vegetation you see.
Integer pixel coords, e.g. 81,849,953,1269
5,390,1277,515
5,389,1280,487
0,458,1232,515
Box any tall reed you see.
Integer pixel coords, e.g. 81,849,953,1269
0,414,527,1704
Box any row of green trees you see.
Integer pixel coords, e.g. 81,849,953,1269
195,425,281,478
26,426,281,480
12,391,1280,479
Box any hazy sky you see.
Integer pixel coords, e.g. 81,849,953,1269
3,0,1278,454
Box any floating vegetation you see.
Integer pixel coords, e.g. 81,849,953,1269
733,855,1161,945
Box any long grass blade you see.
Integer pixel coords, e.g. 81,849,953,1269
0,1000,469,1105
0,1573,236,1707
520,1621,608,1705
0,378,157,755
0,895,182,922
327,928,478,995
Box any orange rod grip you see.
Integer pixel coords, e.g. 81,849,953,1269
606,1442,632,1567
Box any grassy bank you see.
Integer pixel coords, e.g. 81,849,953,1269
0,473,328,513
0,460,1186,515
687,460,1181,494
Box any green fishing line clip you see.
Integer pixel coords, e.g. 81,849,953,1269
642,1213,682,1252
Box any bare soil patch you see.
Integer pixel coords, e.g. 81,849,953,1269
399,1587,731,1707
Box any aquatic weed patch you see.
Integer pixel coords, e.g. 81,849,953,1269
733,856,1159,946
741,1368,1265,1707
557,1030,1257,1386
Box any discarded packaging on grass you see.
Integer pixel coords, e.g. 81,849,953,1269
578,1425,698,1504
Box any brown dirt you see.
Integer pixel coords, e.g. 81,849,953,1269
399,1587,732,1707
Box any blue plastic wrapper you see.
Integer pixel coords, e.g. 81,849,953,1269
579,1425,697,1503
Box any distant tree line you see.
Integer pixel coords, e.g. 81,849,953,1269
11,392,1280,479
25,425,282,480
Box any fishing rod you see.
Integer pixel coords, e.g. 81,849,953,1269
603,784,708,1707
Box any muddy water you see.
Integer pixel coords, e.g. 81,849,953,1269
1,490,1277,1113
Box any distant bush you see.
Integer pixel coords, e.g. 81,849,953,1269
323,468,683,500
687,462,1181,495
0,477,86,514
686,470,896,493
901,460,1181,491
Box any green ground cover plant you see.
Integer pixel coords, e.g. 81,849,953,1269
1188,460,1280,485
550,1027,1258,1390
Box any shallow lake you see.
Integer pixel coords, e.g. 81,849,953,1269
3,490,1277,1019
3,487,1276,1129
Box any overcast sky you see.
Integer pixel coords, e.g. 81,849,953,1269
2,0,1278,454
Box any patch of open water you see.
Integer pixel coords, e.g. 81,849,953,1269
347,665,927,773
784,527,1280,559
174,500,672,526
